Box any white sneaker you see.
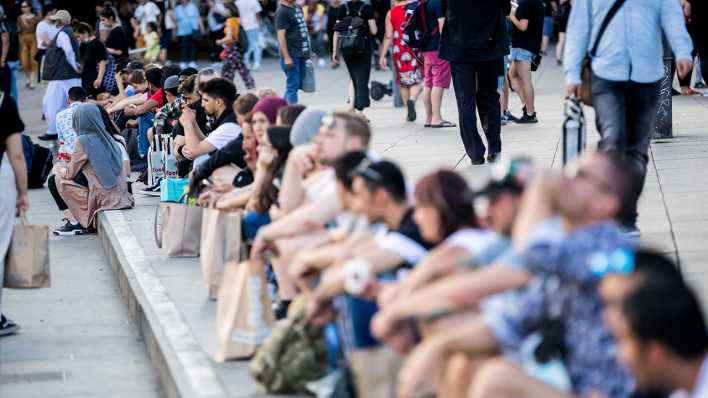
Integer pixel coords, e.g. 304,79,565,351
188,61,198,68
317,58,326,68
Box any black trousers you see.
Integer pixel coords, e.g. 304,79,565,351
178,35,197,63
343,45,372,111
48,172,89,212
450,58,504,162
590,73,660,225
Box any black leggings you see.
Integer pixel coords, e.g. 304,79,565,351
48,172,88,211
343,45,372,111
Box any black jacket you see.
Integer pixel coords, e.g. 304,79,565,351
439,0,511,63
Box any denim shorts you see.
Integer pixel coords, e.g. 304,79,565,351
498,54,510,90
543,16,554,37
510,47,535,63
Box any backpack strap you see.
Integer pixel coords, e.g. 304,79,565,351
589,0,627,57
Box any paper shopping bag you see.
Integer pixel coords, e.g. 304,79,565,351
154,202,203,257
4,214,50,289
200,209,245,300
216,260,274,361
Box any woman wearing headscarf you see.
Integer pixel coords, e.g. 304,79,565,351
49,103,134,235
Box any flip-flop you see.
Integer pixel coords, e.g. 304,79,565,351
430,121,457,128
424,123,431,127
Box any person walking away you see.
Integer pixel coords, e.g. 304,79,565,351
0,90,29,337
507,0,544,123
100,7,130,63
217,3,256,89
333,0,377,118
16,1,40,90
35,4,57,84
132,0,161,50
275,0,312,104
160,0,176,64
174,0,203,69
419,0,454,129
0,7,15,100
76,23,109,99
304,0,327,68
236,0,264,70
49,103,134,235
207,0,228,62
689,0,708,92
40,10,81,142
540,0,556,55
379,0,422,122
325,0,343,68
555,0,571,65
143,21,160,62
440,0,510,165
564,0,693,236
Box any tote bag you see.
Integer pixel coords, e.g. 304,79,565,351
154,202,203,258
216,259,275,361
200,209,245,300
3,214,50,289
301,59,316,93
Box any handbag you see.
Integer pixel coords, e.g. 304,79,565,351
200,209,245,300
3,213,50,289
216,259,275,361
160,178,190,203
301,59,316,93
238,26,250,55
579,0,627,106
154,201,203,257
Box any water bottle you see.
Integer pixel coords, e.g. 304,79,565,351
562,96,586,165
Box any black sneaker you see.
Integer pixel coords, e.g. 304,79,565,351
53,219,86,236
471,158,485,166
487,152,501,163
406,99,417,122
140,181,162,197
695,81,706,89
38,133,58,141
516,112,538,124
503,110,519,123
0,315,19,337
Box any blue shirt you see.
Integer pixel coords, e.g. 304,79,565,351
174,3,200,37
564,0,693,85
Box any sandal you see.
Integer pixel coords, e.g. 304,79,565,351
430,121,457,128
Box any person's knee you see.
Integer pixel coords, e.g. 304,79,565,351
468,358,517,398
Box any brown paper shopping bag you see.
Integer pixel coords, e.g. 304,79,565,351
200,209,244,300
154,203,203,257
4,214,50,289
216,260,275,361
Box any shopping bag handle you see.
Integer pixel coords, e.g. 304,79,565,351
154,204,163,249
16,210,28,224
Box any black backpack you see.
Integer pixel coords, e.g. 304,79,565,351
335,2,368,55
401,0,436,50
21,135,53,189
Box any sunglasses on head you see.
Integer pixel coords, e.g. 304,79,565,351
350,158,383,183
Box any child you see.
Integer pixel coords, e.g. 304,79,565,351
143,22,160,63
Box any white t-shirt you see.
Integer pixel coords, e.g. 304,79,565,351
236,0,263,30
134,2,162,35
35,20,58,50
445,228,499,254
205,122,242,150
207,3,228,32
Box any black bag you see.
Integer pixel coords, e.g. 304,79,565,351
335,3,368,55
531,54,542,72
401,0,436,50
21,135,53,189
238,26,250,55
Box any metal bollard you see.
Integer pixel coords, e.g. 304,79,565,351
654,34,673,139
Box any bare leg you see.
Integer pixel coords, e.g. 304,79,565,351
500,75,510,114
348,80,355,112
556,33,566,63
431,86,445,124
508,61,527,110
410,83,422,102
423,87,433,124
517,61,535,114
469,358,576,398
400,85,411,103
541,36,550,54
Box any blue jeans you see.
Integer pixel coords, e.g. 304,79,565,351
245,29,262,68
280,56,307,104
137,112,154,157
242,211,272,240
7,61,19,102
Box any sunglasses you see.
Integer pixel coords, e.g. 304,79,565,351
320,114,338,130
351,158,384,183
589,247,635,277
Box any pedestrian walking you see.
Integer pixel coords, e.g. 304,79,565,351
34,3,58,83
564,0,693,235
419,0,454,129
16,1,40,90
207,0,228,62
174,0,204,69
333,0,377,117
690,0,708,89
507,0,544,123
217,3,256,89
555,0,571,65
132,0,162,49
440,0,510,165
379,0,422,122
0,89,28,337
325,0,343,68
540,0,556,55
304,0,327,68
40,10,82,142
236,0,264,70
75,22,110,98
160,0,176,64
275,0,311,104
100,7,130,62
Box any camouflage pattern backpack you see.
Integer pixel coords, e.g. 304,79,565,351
250,295,328,394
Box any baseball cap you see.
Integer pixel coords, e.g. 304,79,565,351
49,9,71,24
470,157,534,199
164,75,180,90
